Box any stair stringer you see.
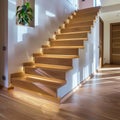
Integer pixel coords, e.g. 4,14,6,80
57,15,100,98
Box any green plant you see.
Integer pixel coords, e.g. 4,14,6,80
16,2,34,26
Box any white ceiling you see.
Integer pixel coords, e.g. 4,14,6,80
101,0,120,6
100,1,120,21
100,10,120,21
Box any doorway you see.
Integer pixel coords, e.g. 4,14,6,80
99,17,104,68
110,22,120,65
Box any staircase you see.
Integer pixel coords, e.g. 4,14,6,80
11,7,100,103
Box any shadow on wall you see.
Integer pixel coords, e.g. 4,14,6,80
8,0,75,75
8,0,57,73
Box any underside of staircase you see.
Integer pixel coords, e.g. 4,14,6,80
11,7,100,103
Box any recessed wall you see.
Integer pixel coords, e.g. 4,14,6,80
16,0,35,27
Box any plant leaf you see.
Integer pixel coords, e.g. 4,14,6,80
17,6,20,10
16,2,33,25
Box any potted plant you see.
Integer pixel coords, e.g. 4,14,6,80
16,1,34,26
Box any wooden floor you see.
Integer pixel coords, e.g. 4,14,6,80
0,66,120,120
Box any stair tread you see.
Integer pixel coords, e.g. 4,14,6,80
59,31,89,35
25,63,72,71
11,77,60,97
57,31,87,35
69,20,93,23
44,47,78,49
69,21,93,25
25,74,66,85
50,46,84,49
66,26,91,29
12,87,60,103
67,25,92,29
35,63,72,70
65,26,90,28
51,39,86,42
55,38,87,41
36,54,79,59
12,75,66,85
76,11,98,16
73,15,96,20
61,28,90,32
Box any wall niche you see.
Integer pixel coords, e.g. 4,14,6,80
16,0,35,27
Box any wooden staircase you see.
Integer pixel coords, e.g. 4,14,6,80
11,7,100,103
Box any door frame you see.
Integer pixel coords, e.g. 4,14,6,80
0,0,8,87
110,22,120,64
99,17,104,68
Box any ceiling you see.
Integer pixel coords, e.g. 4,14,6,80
101,0,120,6
100,0,120,21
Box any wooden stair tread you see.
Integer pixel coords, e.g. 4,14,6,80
55,38,87,41
25,63,72,71
50,46,84,49
75,11,98,16
69,22,93,26
12,75,66,85
43,47,79,55
35,63,72,71
69,20,93,24
64,26,90,29
43,47,78,50
11,74,66,87
12,87,60,103
11,77,59,97
72,15,96,21
61,27,90,33
25,74,66,85
36,54,79,59
51,39,85,42
56,32,87,39
57,32,87,35
59,31,89,35
66,25,91,28
77,6,100,13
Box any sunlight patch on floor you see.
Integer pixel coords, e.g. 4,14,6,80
8,89,60,113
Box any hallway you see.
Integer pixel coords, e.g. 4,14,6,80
0,66,120,120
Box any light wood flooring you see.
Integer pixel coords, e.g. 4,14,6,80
0,65,120,120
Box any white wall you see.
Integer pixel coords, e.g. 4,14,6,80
101,0,120,6
7,0,76,87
